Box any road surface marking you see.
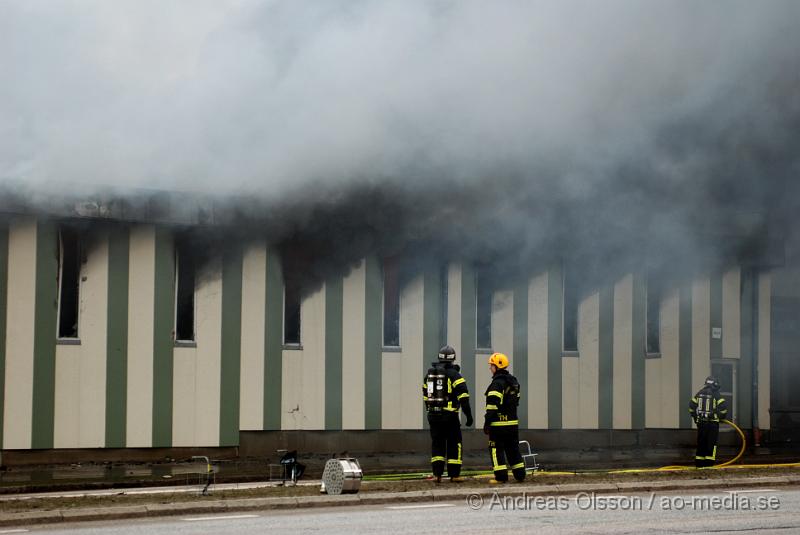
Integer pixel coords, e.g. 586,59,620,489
386,504,456,510
730,489,777,493
0,529,30,534
183,514,260,522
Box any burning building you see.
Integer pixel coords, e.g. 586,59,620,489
0,186,794,460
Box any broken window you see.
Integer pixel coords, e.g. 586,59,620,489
476,269,492,350
646,274,661,354
174,243,196,342
57,227,81,339
283,276,301,345
563,266,578,352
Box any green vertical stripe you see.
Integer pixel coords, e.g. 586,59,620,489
631,273,646,429
0,225,8,448
460,264,476,404
31,221,58,449
264,246,283,430
105,226,129,448
598,285,614,429
753,271,760,428
220,247,243,446
679,284,694,428
423,265,443,428
710,273,723,359
364,256,382,429
738,269,753,428
547,265,563,430
325,275,344,430
513,281,528,428
151,227,174,447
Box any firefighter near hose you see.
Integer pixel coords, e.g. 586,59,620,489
689,376,729,468
422,345,473,483
484,352,526,483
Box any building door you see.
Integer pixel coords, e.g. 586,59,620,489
711,359,736,427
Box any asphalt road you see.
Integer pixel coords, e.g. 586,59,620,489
14,486,800,534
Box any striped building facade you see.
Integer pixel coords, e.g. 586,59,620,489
0,216,774,451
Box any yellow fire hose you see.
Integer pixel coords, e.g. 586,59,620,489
364,419,800,481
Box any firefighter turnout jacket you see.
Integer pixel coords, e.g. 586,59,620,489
689,386,728,423
483,369,520,428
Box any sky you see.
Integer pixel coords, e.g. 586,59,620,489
1,1,798,285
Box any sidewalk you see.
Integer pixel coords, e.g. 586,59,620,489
2,467,799,528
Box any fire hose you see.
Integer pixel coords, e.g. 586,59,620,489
363,419,800,481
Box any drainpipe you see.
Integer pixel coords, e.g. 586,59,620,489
751,267,761,447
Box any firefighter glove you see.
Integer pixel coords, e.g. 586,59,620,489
465,415,473,427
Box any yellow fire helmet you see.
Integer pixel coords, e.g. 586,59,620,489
488,352,509,369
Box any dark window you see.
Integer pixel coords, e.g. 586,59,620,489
174,245,196,342
283,276,301,345
476,269,492,349
646,275,661,354
382,258,400,347
57,227,81,339
563,266,578,352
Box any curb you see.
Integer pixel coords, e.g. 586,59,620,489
1,475,797,528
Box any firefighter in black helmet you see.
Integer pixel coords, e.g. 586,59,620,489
689,376,728,468
423,345,473,483
484,352,525,483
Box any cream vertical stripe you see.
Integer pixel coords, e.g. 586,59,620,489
173,263,225,446
54,232,109,447
561,356,580,428
381,274,424,429
473,349,487,420
301,285,326,430
660,288,680,428
239,244,266,430
281,285,326,430
644,358,662,427
381,354,402,429
758,273,771,430
193,263,223,445
612,275,633,429
126,225,155,447
492,290,514,365
3,218,37,449
722,267,741,359
490,289,514,422
342,260,366,430
447,265,462,359
527,273,548,429
578,291,599,429
172,347,197,446
692,278,711,394
400,275,424,429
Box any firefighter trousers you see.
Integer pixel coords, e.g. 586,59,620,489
428,413,463,478
488,426,525,482
695,421,719,468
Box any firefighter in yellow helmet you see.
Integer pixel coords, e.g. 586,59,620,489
484,352,525,483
